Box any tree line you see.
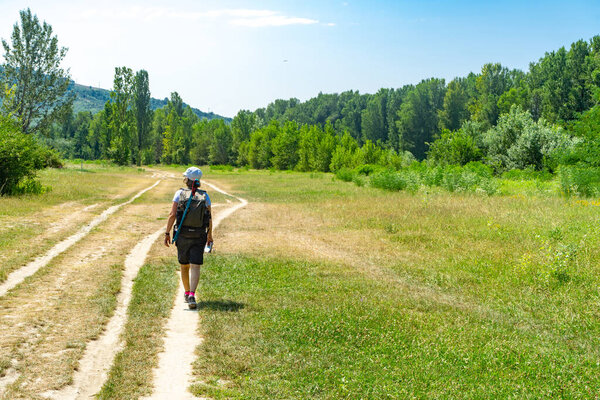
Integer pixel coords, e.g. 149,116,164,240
47,34,599,175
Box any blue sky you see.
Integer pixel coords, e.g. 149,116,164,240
0,0,599,117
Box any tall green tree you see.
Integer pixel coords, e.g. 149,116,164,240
133,69,152,165
231,110,256,164
108,66,135,165
438,78,471,131
396,78,446,160
209,120,233,165
361,89,389,144
271,121,300,170
469,63,518,127
1,8,73,134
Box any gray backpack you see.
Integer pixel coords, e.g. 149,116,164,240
176,189,209,237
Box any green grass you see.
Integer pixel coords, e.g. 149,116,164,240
97,259,179,400
89,263,123,322
192,255,600,399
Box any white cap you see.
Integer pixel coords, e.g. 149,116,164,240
183,167,202,180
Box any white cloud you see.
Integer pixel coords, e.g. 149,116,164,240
76,6,318,27
231,15,318,27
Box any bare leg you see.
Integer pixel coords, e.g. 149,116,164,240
180,264,190,292
190,264,201,294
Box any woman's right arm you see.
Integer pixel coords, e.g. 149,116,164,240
164,201,178,246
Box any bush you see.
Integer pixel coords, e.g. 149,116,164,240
0,119,50,195
369,163,497,195
370,170,409,191
502,167,553,181
352,174,366,187
484,105,576,172
335,168,355,182
210,164,234,172
427,129,482,166
558,166,600,197
355,164,382,176
463,161,493,178
37,146,63,168
12,176,49,195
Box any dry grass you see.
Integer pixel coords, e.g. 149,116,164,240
0,179,175,399
0,165,162,283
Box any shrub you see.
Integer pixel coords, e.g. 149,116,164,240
352,174,366,187
13,176,49,195
37,146,63,168
355,164,382,176
502,168,553,181
210,164,234,172
558,166,600,197
0,118,50,195
427,129,482,166
370,170,410,191
335,168,355,182
369,163,497,195
484,105,576,172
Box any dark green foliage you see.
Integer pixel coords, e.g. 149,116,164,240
161,92,199,164
247,121,278,169
133,70,152,166
209,120,233,165
564,101,600,167
469,63,522,128
438,76,473,131
396,78,446,159
231,110,256,163
361,88,389,143
427,129,482,166
107,67,135,165
0,115,52,195
14,29,600,185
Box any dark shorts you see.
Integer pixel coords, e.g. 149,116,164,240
175,231,207,265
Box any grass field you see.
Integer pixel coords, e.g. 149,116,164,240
1,165,599,398
185,168,600,398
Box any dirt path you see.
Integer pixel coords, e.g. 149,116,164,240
0,180,161,298
0,179,168,399
47,229,164,399
144,180,247,400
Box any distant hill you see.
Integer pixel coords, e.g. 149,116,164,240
69,82,231,122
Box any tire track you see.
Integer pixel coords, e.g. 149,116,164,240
0,180,161,298
47,228,164,400
144,180,247,400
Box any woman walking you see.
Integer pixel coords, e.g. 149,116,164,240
164,167,213,309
